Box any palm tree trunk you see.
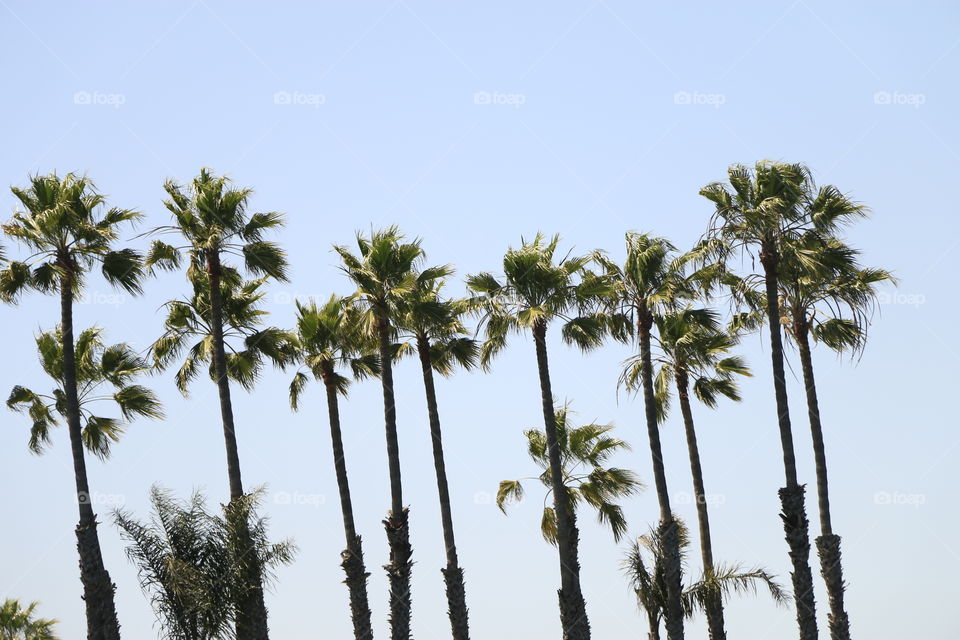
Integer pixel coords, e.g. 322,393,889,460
795,324,851,640
675,371,725,640
531,321,591,640
375,313,413,640
647,613,662,640
322,370,374,640
759,248,817,640
206,254,269,640
59,271,122,640
416,336,470,640
636,314,684,640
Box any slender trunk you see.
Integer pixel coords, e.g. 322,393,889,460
416,335,470,640
376,313,412,640
531,321,590,640
206,254,269,640
675,370,725,640
322,368,373,640
795,324,851,640
59,269,122,640
760,247,817,640
647,613,661,640
636,311,683,640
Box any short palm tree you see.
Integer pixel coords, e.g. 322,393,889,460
114,487,295,640
288,295,379,640
496,403,642,545
623,520,787,640
0,172,144,640
0,599,59,640
623,306,750,640
394,275,478,640
593,232,690,640
335,227,436,640
146,168,289,640
468,233,612,640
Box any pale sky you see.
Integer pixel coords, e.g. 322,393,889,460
1,1,957,639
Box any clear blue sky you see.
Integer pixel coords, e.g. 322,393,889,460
1,1,957,638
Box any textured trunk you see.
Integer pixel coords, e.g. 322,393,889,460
760,247,817,640
647,611,661,640
795,325,851,640
636,312,684,640
322,370,373,640
59,270,122,640
675,371,725,640
376,313,413,640
206,254,269,640
532,322,591,640
416,336,470,640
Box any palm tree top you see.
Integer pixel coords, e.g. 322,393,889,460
0,598,59,640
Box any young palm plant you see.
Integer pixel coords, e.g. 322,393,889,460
468,233,613,640
334,227,437,640
592,232,690,640
0,172,144,640
0,599,59,640
623,520,787,640
288,295,379,640
394,274,478,640
623,306,750,640
146,168,291,640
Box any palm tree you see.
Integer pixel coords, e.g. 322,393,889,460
114,487,295,640
468,233,612,640
146,168,290,640
700,162,869,640
592,232,689,640
623,520,787,640
334,227,435,640
496,402,642,545
394,274,478,640
776,234,893,640
0,599,59,640
622,306,750,640
0,172,144,640
288,295,379,640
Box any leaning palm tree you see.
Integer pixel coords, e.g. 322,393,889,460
114,487,295,640
623,520,787,640
394,274,477,640
145,167,290,640
288,295,379,640
334,227,436,640
593,232,690,640
497,403,642,545
0,172,144,640
0,599,59,640
468,233,612,640
623,306,750,640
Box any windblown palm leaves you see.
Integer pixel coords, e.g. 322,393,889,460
8,327,162,459
0,599,59,640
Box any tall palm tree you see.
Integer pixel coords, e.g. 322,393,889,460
288,295,379,640
0,599,59,640
623,520,787,640
394,275,478,640
592,232,689,640
0,172,144,640
699,161,866,640
146,168,290,640
775,234,893,640
334,227,436,640
468,233,611,640
496,402,642,545
623,306,750,640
